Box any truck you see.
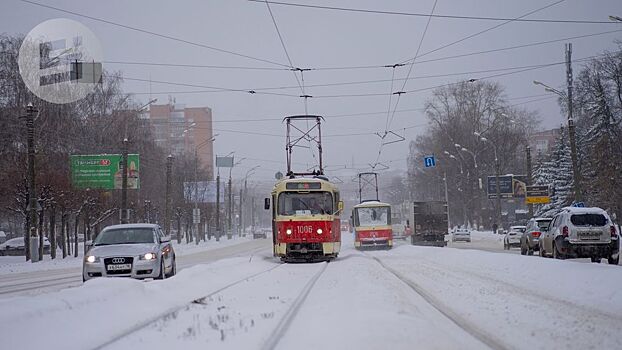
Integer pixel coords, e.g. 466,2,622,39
410,201,448,247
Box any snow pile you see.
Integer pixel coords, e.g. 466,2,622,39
0,256,276,350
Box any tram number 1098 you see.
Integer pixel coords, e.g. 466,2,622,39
297,226,313,234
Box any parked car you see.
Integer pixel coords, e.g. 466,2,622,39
0,237,51,256
504,226,526,250
253,227,270,239
452,228,471,242
520,218,552,255
83,223,176,282
539,207,619,264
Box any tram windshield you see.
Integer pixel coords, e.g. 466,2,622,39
355,206,390,227
278,191,333,216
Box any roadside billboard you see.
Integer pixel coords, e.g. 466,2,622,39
487,175,527,199
70,154,140,190
525,185,551,204
216,156,234,168
183,181,225,203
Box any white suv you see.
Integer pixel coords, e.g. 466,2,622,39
539,207,619,264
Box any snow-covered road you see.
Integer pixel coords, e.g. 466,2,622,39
1,232,621,350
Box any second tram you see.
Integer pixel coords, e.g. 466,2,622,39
352,201,393,249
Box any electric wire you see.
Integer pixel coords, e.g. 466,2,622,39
248,0,621,25
20,0,290,68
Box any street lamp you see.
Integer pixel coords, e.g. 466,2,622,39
190,134,218,245
443,151,463,174
240,165,260,236
455,143,477,169
474,131,501,232
227,157,245,239
533,79,582,202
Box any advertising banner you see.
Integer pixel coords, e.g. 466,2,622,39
487,175,527,199
71,154,139,190
525,185,551,204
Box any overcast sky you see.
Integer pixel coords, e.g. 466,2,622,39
2,0,621,183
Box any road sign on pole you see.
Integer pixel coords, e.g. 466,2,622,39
525,185,551,204
424,155,436,168
193,208,201,224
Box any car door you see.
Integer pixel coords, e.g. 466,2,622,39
545,216,558,252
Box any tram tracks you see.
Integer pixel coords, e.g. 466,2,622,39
98,260,329,350
368,254,507,350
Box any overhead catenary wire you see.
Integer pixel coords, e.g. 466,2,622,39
248,0,622,25
20,0,290,68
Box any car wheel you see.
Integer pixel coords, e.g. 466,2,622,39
528,247,534,256
166,257,177,277
608,255,619,265
539,243,546,257
520,242,527,255
157,259,166,280
590,257,601,263
553,243,565,260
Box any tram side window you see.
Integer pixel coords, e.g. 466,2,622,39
278,192,333,216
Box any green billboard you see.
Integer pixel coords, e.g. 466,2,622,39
70,154,140,190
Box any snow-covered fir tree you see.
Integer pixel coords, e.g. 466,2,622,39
532,127,574,217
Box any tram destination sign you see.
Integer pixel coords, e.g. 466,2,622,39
70,154,140,190
286,182,322,190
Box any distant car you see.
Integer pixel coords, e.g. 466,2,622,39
504,226,526,250
539,207,619,264
520,218,552,255
0,237,51,256
452,228,471,242
83,223,176,282
253,227,270,239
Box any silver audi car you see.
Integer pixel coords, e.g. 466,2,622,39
83,223,176,282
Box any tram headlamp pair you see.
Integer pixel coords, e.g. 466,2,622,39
286,229,292,235
317,228,323,235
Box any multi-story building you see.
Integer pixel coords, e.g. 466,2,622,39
529,128,559,158
143,103,214,179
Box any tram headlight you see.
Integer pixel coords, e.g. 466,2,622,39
286,229,292,235
317,228,323,234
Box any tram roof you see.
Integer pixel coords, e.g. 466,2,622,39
272,176,339,193
353,200,391,208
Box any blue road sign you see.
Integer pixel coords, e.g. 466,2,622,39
424,155,436,168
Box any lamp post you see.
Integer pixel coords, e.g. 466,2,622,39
227,157,246,239
474,132,501,232
241,166,260,236
534,77,582,202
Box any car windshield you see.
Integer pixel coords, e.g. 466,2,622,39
511,227,526,233
93,228,155,246
570,214,607,226
536,220,552,231
355,206,390,227
277,191,333,216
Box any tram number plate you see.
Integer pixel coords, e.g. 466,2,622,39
297,226,313,234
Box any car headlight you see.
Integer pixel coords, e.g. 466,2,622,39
140,252,157,260
286,229,292,235
85,255,99,263
317,228,323,234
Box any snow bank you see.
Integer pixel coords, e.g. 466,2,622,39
0,256,277,350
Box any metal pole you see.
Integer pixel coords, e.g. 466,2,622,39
194,148,199,245
239,186,243,236
444,171,450,230
25,104,37,262
121,138,129,224
495,157,501,231
165,155,174,239
243,178,248,236
228,172,232,239
566,43,582,202
526,146,533,217
216,172,221,241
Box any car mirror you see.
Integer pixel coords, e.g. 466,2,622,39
85,240,93,251
264,198,270,210
161,235,171,243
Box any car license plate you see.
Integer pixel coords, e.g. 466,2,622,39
579,231,600,240
107,264,131,271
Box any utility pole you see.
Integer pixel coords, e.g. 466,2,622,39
526,145,533,217
566,43,582,202
238,186,243,236
193,148,199,245
227,175,233,239
24,103,38,262
443,171,450,230
120,138,129,224
495,158,501,231
165,155,174,239
216,172,221,241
